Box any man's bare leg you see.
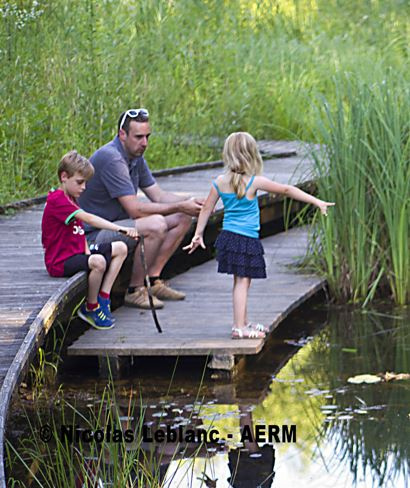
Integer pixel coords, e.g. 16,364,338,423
129,214,168,287
124,213,191,306
149,213,192,276
129,213,191,286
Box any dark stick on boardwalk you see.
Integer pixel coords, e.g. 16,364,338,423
0,140,323,487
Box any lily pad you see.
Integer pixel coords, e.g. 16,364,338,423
347,374,381,384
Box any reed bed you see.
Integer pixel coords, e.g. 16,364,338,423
310,76,409,305
1,0,409,203
6,385,149,486
6,380,205,487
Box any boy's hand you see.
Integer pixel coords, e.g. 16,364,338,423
183,235,205,254
316,200,335,216
118,227,140,241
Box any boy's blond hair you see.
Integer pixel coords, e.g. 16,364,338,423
58,150,94,181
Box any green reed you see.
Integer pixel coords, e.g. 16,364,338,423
6,379,174,487
310,75,409,305
1,0,409,203
5,339,209,486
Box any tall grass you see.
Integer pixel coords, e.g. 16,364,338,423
310,75,409,305
6,379,206,487
7,385,151,486
1,0,409,202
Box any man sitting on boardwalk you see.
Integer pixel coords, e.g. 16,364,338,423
79,109,203,310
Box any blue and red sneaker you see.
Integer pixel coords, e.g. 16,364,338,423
98,295,115,323
77,304,114,330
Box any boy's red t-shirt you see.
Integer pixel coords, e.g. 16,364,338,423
41,188,86,277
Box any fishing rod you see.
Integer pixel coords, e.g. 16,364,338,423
119,230,162,333
138,235,162,333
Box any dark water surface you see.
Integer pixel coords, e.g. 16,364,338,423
7,300,410,487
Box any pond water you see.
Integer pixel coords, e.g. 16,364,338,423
6,299,409,488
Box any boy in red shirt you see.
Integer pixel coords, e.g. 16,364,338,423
42,150,139,329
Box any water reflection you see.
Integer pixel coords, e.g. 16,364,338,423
7,303,410,487
143,402,276,488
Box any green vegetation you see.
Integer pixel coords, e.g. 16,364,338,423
7,383,162,486
310,77,409,305
1,0,408,200
6,378,208,487
1,0,408,303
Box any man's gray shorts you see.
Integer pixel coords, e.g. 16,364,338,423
86,219,138,251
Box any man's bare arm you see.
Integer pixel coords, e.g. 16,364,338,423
142,183,189,204
118,194,203,219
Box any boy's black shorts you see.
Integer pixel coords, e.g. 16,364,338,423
63,242,112,277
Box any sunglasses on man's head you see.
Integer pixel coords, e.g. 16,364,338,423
119,108,149,130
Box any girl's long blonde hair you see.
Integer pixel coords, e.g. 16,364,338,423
222,132,263,198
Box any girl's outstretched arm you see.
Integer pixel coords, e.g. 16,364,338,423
254,176,335,216
183,185,220,254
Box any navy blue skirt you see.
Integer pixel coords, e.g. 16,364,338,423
215,230,266,279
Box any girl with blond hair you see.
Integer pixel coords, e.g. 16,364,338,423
184,132,334,339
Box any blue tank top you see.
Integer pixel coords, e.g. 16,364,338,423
212,175,260,238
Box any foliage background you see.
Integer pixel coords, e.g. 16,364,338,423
1,0,409,202
1,0,409,303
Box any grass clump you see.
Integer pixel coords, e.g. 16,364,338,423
6,381,178,487
310,75,409,305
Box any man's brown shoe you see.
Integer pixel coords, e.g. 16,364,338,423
124,286,164,309
150,279,186,300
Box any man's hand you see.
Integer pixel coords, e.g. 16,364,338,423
179,197,204,217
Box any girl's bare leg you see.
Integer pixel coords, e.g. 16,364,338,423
244,277,251,325
232,275,251,328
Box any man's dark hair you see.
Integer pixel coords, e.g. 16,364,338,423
118,110,150,133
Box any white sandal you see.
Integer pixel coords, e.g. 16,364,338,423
232,327,265,339
247,322,269,333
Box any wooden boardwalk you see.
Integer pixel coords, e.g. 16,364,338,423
68,227,323,363
0,140,320,487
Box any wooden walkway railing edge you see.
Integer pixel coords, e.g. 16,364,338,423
0,272,87,487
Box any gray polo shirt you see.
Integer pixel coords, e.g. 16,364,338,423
79,136,155,229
